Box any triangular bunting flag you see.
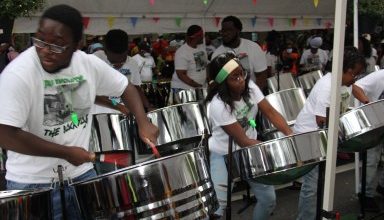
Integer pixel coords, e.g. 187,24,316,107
82,17,90,29
253,0,257,5
153,17,160,23
314,0,319,8
251,17,257,28
175,17,182,27
107,17,115,28
130,17,138,28
203,0,208,5
291,18,297,27
214,17,221,27
149,0,155,6
316,18,322,26
303,18,310,26
268,17,274,27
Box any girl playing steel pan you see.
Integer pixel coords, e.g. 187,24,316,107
205,52,293,219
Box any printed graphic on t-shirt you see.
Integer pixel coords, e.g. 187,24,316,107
43,75,90,137
340,91,350,114
193,51,207,72
235,102,255,131
307,54,320,69
118,68,131,76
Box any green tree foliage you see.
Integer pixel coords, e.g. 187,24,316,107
0,0,45,19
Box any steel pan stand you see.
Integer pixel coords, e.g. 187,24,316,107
358,150,368,220
56,165,68,220
226,136,234,220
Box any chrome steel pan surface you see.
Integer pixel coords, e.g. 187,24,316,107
132,102,210,154
260,88,306,135
0,189,52,219
339,99,384,152
90,113,133,153
72,148,218,220
267,72,299,94
230,130,327,185
296,70,323,96
174,88,207,104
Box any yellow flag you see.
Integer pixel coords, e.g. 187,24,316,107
314,0,319,7
107,17,116,28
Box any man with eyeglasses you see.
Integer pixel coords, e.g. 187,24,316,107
212,16,269,94
0,4,158,220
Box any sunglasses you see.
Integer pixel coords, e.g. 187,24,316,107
32,37,69,54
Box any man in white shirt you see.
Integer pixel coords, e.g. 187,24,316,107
352,69,384,212
132,42,158,83
170,25,208,90
300,37,329,73
93,29,154,113
211,16,268,94
0,5,158,219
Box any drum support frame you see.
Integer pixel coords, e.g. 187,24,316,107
56,165,68,220
226,136,234,220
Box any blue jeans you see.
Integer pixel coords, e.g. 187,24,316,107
7,169,97,220
210,152,276,220
362,143,384,197
297,165,318,220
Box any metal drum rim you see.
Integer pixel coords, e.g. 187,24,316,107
265,87,305,98
71,147,204,186
339,99,384,118
0,188,52,200
146,101,200,113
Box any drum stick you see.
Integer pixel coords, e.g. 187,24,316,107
144,138,161,158
90,152,131,167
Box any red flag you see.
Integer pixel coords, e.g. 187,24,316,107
214,17,221,27
268,17,274,27
153,17,160,23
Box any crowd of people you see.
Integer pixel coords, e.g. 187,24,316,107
0,3,384,220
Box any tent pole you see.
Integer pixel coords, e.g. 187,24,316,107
322,0,348,218
353,0,360,195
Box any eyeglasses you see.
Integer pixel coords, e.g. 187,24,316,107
228,69,248,82
32,37,69,54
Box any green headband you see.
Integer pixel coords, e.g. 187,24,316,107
215,59,239,84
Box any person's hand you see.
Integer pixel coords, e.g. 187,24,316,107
116,104,130,115
138,121,159,145
64,146,94,166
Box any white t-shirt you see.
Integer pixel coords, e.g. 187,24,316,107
355,69,384,101
92,50,141,114
300,48,329,71
132,54,156,82
293,73,351,133
0,47,128,183
208,81,264,155
211,38,267,83
171,43,208,89
266,52,278,75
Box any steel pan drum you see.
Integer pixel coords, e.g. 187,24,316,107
90,113,133,153
296,70,323,96
132,102,210,155
339,99,384,152
260,88,306,137
230,130,327,185
72,148,218,220
267,73,299,93
174,88,207,104
0,189,52,219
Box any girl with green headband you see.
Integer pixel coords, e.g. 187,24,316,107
205,52,293,220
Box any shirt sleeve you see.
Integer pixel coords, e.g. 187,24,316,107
128,59,142,86
251,43,267,73
174,47,188,70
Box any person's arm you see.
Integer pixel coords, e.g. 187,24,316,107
352,84,370,104
95,96,130,115
0,124,93,166
315,115,327,128
254,69,268,93
120,83,159,144
176,70,202,88
221,123,261,148
258,99,293,136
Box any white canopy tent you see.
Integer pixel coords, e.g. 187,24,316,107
14,0,336,34
13,0,354,218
